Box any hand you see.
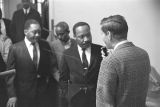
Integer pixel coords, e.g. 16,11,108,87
101,47,108,58
107,49,113,55
7,97,17,107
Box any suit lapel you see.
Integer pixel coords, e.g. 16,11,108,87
22,41,33,62
22,41,36,69
71,45,84,70
89,44,97,70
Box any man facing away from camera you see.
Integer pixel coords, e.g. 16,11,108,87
96,15,151,107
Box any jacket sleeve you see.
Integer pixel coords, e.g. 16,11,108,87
96,57,118,107
59,54,70,106
6,45,16,98
0,53,6,72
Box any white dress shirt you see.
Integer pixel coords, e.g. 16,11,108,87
77,45,91,65
23,7,30,15
24,37,40,67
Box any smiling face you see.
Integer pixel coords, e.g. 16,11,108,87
75,25,92,49
25,23,41,43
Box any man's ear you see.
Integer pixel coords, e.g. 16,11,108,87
107,31,112,41
24,29,28,35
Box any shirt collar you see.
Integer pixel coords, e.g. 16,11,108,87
23,7,30,14
114,40,129,50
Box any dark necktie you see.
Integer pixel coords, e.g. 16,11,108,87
32,43,38,68
82,48,88,69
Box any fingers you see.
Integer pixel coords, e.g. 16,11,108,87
7,102,16,107
7,97,17,107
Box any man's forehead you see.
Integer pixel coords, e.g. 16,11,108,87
29,24,40,29
76,25,90,33
56,26,67,33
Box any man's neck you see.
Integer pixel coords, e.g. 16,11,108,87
113,39,129,50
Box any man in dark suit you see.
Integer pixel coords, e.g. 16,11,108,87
6,19,58,107
10,0,42,43
59,22,104,107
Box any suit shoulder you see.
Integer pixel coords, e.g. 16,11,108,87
10,41,24,50
92,43,102,48
13,9,22,15
39,39,50,48
3,18,11,23
31,8,40,14
92,43,102,51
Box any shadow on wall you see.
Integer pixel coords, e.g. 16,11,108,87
146,66,160,107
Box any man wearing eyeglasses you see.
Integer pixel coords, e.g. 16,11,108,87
6,19,58,107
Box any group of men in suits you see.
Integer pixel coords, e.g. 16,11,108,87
57,15,151,107
0,0,151,106
5,19,104,107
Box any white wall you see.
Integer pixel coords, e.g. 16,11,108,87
51,0,160,73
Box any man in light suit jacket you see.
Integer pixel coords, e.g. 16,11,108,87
96,15,151,107
10,0,42,43
59,22,104,107
6,19,58,107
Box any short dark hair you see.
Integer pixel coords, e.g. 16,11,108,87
73,22,90,36
24,19,40,30
101,15,128,40
55,21,70,32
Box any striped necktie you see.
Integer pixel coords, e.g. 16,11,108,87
82,48,88,69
